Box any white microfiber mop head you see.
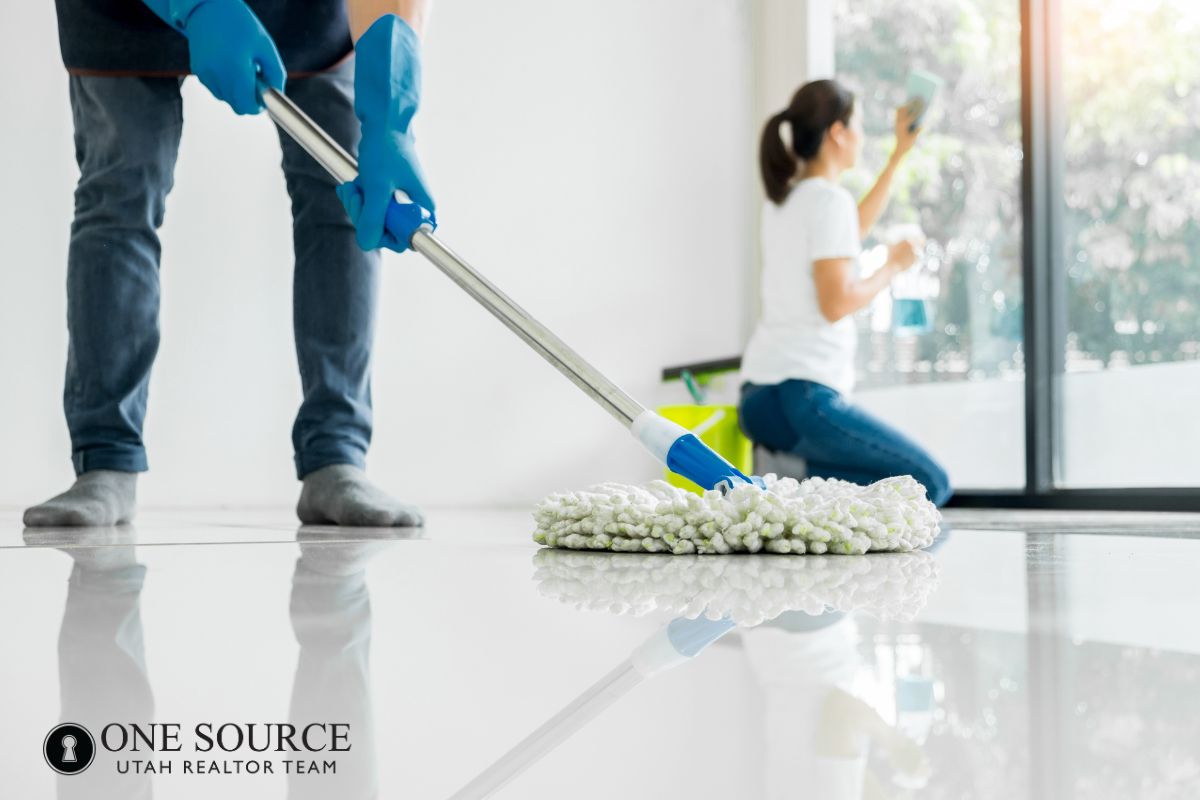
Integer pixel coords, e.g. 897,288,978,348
533,474,941,556
532,548,940,626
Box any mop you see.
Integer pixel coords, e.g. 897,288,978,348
535,473,939,556
448,550,939,798
260,86,940,553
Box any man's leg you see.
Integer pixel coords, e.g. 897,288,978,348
25,76,183,527
288,543,380,798
55,537,154,799
279,62,421,527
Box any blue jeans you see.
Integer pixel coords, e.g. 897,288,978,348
738,380,953,506
64,62,379,479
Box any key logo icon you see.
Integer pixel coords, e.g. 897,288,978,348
44,723,95,775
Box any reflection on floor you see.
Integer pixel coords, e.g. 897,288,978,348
1,508,1198,799
942,507,1200,536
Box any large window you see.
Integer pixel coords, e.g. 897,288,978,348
1059,0,1200,487
831,0,1200,503
834,0,1025,489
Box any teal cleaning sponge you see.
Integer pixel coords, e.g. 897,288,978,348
533,474,940,555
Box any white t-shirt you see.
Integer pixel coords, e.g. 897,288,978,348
741,177,862,395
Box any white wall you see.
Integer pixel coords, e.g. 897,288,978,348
0,1,756,510
856,378,1026,490
1058,362,1200,487
856,361,1200,490
746,0,834,336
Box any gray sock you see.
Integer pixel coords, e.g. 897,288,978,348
23,471,138,528
297,465,424,527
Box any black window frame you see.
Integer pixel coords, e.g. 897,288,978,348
664,0,1200,512
951,0,1200,511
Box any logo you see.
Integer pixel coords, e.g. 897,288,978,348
44,723,96,776
42,721,350,777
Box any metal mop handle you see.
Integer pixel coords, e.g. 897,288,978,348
260,87,645,428
448,616,735,799
449,660,645,800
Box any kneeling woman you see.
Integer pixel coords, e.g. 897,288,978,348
739,79,952,507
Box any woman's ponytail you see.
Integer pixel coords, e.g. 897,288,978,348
759,112,795,206
759,79,856,205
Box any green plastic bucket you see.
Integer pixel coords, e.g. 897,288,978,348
657,404,754,495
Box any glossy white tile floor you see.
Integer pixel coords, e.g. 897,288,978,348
2,507,1199,799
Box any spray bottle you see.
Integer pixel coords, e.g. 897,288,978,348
886,224,935,336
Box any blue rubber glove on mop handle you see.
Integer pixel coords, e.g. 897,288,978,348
141,0,286,115
336,15,437,253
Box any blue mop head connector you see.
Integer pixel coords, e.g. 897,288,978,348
630,411,762,492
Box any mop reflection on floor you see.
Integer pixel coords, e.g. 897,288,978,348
449,551,941,799
22,526,395,800
533,548,941,625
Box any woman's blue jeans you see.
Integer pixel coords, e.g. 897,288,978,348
63,62,378,479
738,380,953,507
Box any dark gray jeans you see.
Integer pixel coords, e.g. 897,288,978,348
64,61,379,478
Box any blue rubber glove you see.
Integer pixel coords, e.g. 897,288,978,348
336,15,436,253
142,0,285,115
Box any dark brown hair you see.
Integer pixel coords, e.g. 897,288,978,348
760,79,856,205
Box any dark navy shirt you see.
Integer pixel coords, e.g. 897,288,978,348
55,0,353,76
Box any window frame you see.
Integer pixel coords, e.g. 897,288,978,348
948,0,1200,510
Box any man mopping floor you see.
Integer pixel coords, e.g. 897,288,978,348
26,0,436,528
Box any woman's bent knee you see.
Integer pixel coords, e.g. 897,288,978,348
738,384,797,453
916,462,953,507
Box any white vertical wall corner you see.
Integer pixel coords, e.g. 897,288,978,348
752,0,835,120
745,0,834,336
